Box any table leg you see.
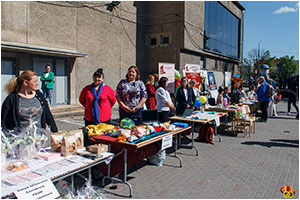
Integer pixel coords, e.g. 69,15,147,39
168,133,182,167
214,121,221,142
71,175,74,193
102,148,133,197
178,122,198,156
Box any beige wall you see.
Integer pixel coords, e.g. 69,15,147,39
1,1,136,104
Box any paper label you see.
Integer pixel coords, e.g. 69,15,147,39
14,179,60,199
215,117,220,127
161,135,173,150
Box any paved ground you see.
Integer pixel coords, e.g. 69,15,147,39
55,101,299,199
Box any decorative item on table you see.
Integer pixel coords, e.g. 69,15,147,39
133,126,146,137
172,122,189,128
199,96,207,104
61,134,78,157
120,118,135,129
6,160,29,172
235,108,243,119
86,123,115,137
2,124,48,160
195,99,202,108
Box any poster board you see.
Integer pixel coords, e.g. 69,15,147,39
185,64,201,89
224,72,232,87
207,71,217,91
232,73,241,88
159,63,175,94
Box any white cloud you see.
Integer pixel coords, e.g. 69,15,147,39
273,6,298,14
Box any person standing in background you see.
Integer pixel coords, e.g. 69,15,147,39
256,76,271,122
40,64,55,106
176,77,193,115
145,74,156,109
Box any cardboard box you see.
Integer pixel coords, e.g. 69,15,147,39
86,144,108,155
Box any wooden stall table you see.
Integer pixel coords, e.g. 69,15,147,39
90,127,191,197
170,111,227,156
1,151,114,199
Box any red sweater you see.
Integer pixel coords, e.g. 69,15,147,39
79,84,116,123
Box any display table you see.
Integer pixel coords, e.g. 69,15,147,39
1,152,113,198
170,111,227,154
90,127,191,197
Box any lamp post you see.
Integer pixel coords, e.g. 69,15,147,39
258,40,262,58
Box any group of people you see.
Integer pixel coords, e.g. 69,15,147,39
2,66,298,136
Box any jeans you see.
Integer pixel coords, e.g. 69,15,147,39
42,88,53,105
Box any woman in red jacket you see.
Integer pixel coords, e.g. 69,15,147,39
145,74,156,109
79,68,116,126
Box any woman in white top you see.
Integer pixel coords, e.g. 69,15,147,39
155,77,174,122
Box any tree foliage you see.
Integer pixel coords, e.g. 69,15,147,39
278,55,298,79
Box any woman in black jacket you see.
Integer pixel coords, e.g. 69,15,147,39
1,70,58,133
176,77,193,115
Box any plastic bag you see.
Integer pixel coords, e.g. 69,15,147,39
55,180,74,199
148,150,166,167
75,184,106,199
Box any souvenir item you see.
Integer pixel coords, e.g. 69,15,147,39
120,118,135,129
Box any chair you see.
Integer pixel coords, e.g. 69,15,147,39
232,105,256,137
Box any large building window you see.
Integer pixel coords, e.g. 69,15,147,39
204,2,240,59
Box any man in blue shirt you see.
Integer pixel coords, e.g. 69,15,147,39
256,76,271,122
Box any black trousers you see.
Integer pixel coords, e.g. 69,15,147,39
158,111,169,123
259,101,269,120
288,98,299,113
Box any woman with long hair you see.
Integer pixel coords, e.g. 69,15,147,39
1,70,57,133
116,66,147,125
175,77,193,115
145,74,156,109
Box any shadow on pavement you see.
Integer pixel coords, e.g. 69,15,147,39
241,141,299,148
270,139,299,144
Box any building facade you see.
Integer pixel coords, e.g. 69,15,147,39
1,1,136,105
136,1,245,87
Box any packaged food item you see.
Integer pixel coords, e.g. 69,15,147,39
51,131,67,152
69,130,84,149
61,134,77,157
133,126,146,137
86,144,108,155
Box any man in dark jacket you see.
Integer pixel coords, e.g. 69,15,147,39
256,76,271,122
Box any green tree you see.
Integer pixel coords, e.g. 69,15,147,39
278,55,298,79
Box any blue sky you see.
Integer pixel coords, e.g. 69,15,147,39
240,1,299,60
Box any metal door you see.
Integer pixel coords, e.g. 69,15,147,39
1,58,16,104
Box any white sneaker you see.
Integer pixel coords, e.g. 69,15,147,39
287,112,291,115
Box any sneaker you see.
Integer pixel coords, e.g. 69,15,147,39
287,112,291,115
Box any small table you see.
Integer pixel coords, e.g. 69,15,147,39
170,112,227,155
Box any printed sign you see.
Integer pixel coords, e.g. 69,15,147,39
161,135,173,150
159,63,175,94
14,179,60,199
215,117,220,127
224,72,232,87
207,72,217,90
185,64,201,89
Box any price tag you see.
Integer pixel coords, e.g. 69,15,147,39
215,117,220,127
161,135,173,150
14,179,60,199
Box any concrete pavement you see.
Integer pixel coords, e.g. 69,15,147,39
55,101,299,199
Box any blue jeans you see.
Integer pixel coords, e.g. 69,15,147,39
43,88,53,105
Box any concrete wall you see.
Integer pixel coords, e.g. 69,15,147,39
1,1,136,105
135,1,184,79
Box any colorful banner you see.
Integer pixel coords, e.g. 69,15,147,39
207,71,217,90
158,62,175,94
185,64,201,89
